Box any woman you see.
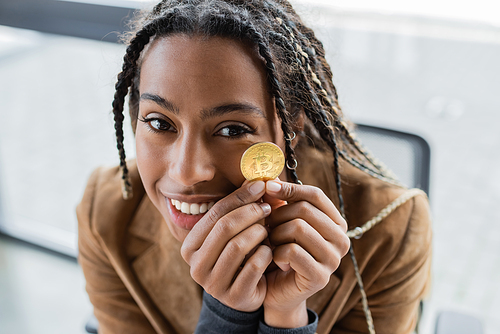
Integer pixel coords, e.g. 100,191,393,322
77,1,432,333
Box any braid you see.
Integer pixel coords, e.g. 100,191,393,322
115,0,399,196
269,19,345,214
271,14,379,333
112,7,197,199
240,21,300,184
112,28,154,199
198,5,300,183
275,15,401,187
109,2,408,333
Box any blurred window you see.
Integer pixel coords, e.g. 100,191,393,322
0,26,135,257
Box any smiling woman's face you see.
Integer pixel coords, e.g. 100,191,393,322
136,34,287,242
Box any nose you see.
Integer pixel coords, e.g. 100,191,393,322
168,134,216,187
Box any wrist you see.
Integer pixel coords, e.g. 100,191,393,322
263,301,308,329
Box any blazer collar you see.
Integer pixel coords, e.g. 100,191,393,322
128,194,163,243
128,194,203,333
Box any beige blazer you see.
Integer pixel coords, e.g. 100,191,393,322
77,145,432,334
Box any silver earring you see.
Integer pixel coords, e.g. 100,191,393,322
286,158,298,170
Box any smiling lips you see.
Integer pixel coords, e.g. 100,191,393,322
170,198,216,215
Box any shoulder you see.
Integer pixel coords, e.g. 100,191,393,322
341,160,430,234
331,163,432,333
295,143,431,251
340,160,432,283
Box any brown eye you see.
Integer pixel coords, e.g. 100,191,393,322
150,119,170,131
139,116,174,133
216,125,254,138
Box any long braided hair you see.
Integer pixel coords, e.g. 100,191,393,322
112,1,398,332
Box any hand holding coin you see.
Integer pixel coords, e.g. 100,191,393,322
240,142,285,181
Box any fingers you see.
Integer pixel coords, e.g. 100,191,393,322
273,243,332,291
265,180,347,232
189,225,272,312
269,219,350,270
231,245,272,304
181,180,267,262
266,200,332,236
265,182,351,280
261,178,287,210
183,201,271,284
266,201,346,244
208,224,269,289
200,202,270,263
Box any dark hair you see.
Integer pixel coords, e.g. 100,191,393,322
112,2,399,331
113,0,397,204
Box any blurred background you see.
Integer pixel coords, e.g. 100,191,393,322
0,0,499,333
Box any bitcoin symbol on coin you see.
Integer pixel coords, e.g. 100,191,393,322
252,151,272,177
240,142,285,181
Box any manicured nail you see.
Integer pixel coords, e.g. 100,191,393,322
266,181,281,193
260,203,271,215
249,181,265,195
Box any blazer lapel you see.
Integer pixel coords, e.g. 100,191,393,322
92,163,178,334
129,196,203,334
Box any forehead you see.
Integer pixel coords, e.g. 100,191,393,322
139,34,269,99
138,34,274,117
142,34,263,69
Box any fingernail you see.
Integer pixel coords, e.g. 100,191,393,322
266,181,281,193
260,203,271,215
249,181,265,195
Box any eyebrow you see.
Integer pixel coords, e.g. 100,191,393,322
140,93,180,114
140,93,266,120
200,103,266,120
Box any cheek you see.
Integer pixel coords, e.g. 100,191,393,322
210,142,250,186
135,131,164,192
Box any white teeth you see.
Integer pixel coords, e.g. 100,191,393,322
181,202,190,214
199,203,208,214
190,203,200,215
170,199,215,215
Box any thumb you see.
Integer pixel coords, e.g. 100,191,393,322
262,178,287,209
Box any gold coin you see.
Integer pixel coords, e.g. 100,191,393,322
240,142,285,181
